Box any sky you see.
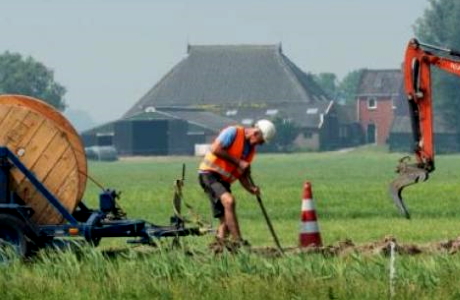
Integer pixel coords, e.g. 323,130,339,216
0,0,429,126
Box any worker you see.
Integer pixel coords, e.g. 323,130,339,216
198,119,276,251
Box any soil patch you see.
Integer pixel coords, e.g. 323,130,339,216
249,235,460,257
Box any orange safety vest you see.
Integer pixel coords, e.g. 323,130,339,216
199,126,255,183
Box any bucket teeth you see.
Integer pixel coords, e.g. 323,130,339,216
389,159,429,219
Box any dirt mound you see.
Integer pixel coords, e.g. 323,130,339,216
250,235,460,257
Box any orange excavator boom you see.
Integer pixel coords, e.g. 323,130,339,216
390,38,460,218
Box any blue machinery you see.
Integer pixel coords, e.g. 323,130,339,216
0,146,201,256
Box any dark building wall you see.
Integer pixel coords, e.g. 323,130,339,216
318,104,366,151
135,120,168,155
81,133,113,147
319,113,340,151
114,120,134,155
81,133,97,147
389,133,460,154
115,120,167,155
167,119,191,155
96,134,113,146
338,123,365,148
114,119,191,155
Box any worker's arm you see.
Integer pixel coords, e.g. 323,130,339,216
239,171,260,196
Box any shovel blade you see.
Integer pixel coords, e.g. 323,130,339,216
389,166,429,219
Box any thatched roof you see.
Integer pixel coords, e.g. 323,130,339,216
124,44,330,119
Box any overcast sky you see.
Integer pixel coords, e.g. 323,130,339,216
1,0,428,124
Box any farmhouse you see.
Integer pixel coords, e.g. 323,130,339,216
84,43,353,154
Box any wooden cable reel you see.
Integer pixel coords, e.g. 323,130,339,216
0,95,87,224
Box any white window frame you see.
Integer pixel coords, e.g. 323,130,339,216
306,108,318,114
367,97,377,110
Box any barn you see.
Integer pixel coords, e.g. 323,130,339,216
83,43,353,155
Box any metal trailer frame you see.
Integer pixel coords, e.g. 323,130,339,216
0,146,200,257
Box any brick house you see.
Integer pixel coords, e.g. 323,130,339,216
356,69,407,145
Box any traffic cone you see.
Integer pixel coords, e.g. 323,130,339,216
299,182,322,247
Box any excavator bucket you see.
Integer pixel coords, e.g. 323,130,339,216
389,157,429,219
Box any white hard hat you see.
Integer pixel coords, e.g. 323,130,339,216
255,119,276,142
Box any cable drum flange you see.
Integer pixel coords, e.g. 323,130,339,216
0,95,87,225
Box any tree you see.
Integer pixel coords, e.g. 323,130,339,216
312,73,338,100
312,70,363,105
413,0,460,130
0,51,66,110
338,69,364,105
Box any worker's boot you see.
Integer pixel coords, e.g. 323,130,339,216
225,238,251,253
208,237,226,254
209,237,251,254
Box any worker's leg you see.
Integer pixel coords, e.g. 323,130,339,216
199,172,231,240
216,216,228,239
220,192,241,241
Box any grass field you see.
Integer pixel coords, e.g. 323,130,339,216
3,145,460,299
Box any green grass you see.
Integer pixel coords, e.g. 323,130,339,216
4,148,460,299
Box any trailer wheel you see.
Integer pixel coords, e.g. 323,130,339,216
84,214,102,247
0,214,28,262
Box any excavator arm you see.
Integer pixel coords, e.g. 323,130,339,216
390,38,460,218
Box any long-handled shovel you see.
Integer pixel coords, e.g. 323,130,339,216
248,175,284,255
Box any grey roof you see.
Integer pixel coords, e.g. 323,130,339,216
124,44,330,118
217,101,333,129
157,108,236,131
357,69,403,96
390,116,456,134
126,107,236,132
278,101,333,128
80,121,115,136
126,111,175,121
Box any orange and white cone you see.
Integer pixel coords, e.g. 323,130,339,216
299,182,322,247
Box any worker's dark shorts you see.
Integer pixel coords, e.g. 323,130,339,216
198,172,231,218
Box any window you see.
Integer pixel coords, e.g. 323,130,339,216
367,98,377,109
242,118,253,126
303,131,313,139
226,109,238,116
266,109,278,116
